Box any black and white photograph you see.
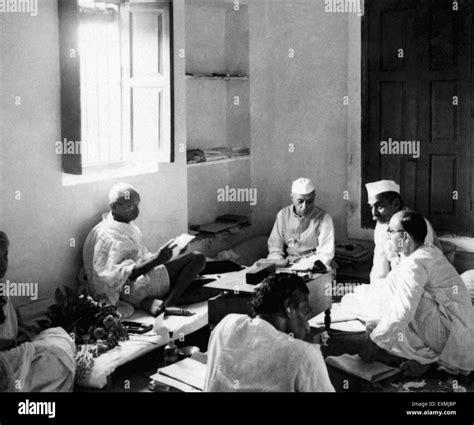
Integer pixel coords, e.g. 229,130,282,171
1,0,474,422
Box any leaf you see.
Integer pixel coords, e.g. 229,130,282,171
55,287,66,305
64,286,75,302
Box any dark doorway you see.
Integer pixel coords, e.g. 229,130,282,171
361,0,472,234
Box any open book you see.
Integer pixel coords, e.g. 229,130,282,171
325,354,401,383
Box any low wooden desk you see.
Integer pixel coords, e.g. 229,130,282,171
204,265,333,330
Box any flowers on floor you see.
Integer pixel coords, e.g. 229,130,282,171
45,286,129,382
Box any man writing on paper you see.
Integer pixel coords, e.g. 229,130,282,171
267,178,335,268
366,180,441,281
359,211,474,377
82,183,205,316
205,273,335,392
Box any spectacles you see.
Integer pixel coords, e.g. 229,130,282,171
387,228,405,236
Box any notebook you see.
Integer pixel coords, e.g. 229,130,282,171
325,354,401,383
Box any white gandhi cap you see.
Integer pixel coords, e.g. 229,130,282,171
291,178,316,195
109,182,139,204
365,180,400,204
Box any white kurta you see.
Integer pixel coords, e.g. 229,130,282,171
267,205,335,267
205,314,335,392
368,245,474,373
82,213,170,307
370,215,440,280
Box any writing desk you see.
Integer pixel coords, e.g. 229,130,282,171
204,264,333,330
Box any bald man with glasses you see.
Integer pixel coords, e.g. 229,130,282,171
366,180,440,281
359,211,474,377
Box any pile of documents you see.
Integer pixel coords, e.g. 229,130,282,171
195,215,249,234
186,149,206,163
186,147,250,164
231,147,250,157
310,303,366,334
149,357,207,392
335,243,372,265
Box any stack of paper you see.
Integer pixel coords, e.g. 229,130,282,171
335,243,372,265
310,303,358,326
309,303,366,333
151,358,207,392
325,354,401,383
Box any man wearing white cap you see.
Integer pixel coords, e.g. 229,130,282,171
82,183,205,317
366,179,440,280
267,178,335,267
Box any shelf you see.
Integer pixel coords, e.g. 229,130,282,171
187,155,250,167
186,74,248,81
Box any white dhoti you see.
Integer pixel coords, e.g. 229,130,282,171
0,326,76,392
82,213,170,307
344,245,474,373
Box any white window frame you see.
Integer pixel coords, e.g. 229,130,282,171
66,0,172,184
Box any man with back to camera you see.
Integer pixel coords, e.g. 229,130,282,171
204,273,335,392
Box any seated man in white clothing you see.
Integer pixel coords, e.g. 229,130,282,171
82,183,205,317
366,180,441,280
359,211,474,377
205,273,335,392
0,231,76,392
267,178,335,268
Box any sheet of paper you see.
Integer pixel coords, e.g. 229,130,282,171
329,320,366,333
171,233,195,259
174,233,195,250
309,303,358,327
286,254,318,271
157,358,207,391
149,373,201,392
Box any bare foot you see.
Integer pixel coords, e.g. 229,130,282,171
400,360,432,377
141,298,165,317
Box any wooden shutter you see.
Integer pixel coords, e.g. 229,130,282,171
58,0,82,175
121,2,173,163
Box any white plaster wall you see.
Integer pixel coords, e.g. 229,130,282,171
0,0,188,303
248,0,349,241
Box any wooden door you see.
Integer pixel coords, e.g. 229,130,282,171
362,0,471,233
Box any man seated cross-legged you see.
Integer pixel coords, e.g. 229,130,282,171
358,211,474,377
82,183,205,317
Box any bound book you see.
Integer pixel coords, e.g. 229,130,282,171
325,354,401,383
